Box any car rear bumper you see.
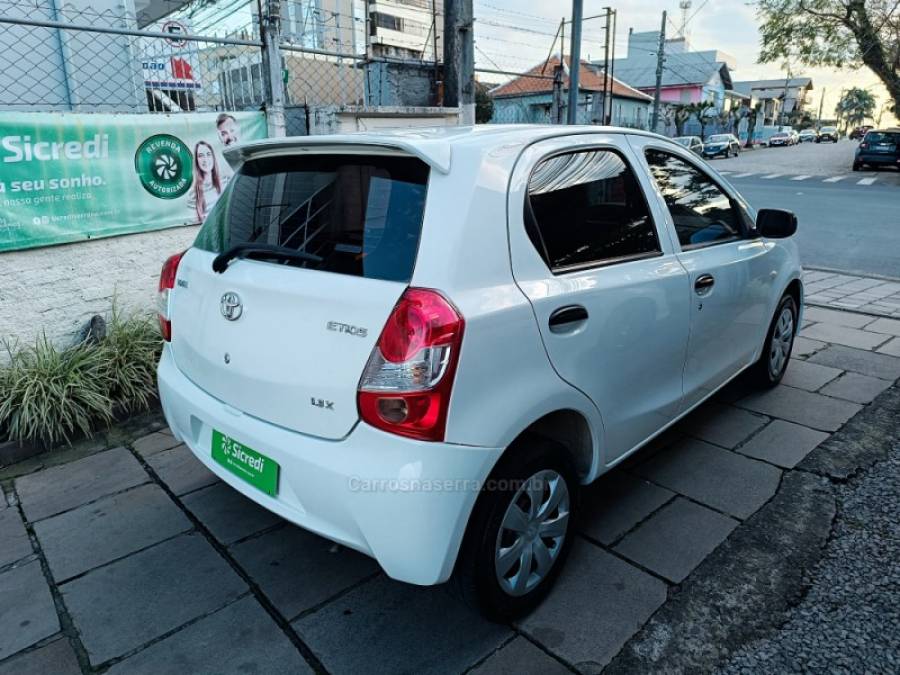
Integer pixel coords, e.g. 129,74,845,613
856,153,900,166
157,346,504,585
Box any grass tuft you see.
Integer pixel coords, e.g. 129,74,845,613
0,307,163,448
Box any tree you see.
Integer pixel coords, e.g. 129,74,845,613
835,87,877,131
475,82,495,124
732,104,751,138
672,104,692,136
745,102,763,148
687,101,716,140
756,1,900,115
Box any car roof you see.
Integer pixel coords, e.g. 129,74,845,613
224,125,677,175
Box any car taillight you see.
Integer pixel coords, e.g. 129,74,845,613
357,288,464,442
860,142,869,149
157,251,185,341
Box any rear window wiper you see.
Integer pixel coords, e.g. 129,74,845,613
212,244,323,273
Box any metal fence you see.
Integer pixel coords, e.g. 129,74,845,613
0,0,442,129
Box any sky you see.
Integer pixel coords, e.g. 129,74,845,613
472,0,898,125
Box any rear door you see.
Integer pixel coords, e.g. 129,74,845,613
507,134,691,463
636,141,773,408
169,152,431,440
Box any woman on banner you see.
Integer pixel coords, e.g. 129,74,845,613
188,140,223,223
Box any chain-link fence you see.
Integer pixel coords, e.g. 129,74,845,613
0,0,269,113
0,0,444,125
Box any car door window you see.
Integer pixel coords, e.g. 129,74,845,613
645,149,741,249
526,149,661,273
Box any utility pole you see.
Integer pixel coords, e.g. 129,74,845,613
651,11,666,133
817,86,825,127
261,0,286,137
606,9,616,124
780,66,791,127
599,6,609,125
444,0,475,125
566,0,583,124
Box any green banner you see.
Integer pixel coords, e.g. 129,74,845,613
0,111,267,252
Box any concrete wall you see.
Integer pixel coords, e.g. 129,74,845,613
0,225,198,349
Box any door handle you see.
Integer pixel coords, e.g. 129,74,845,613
549,305,589,333
694,274,715,294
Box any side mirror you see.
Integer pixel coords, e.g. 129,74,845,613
757,208,797,238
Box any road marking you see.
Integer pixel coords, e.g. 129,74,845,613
857,176,878,185
761,173,784,179
791,175,811,181
732,172,756,178
823,175,848,182
718,171,733,175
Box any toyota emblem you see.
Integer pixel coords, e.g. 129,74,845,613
220,292,243,321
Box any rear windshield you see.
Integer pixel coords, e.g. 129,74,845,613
865,132,899,143
708,135,730,143
194,154,430,282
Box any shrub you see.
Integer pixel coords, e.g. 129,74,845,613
102,308,163,414
0,335,114,447
0,308,163,448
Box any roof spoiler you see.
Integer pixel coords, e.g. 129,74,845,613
223,135,452,174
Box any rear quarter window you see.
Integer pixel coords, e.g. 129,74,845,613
194,154,430,282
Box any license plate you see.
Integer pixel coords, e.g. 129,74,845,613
211,430,279,496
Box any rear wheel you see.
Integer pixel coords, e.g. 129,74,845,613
853,162,862,171
453,436,578,622
749,295,797,388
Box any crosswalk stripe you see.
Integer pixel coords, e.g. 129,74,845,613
857,176,878,185
732,172,756,178
761,173,783,179
823,175,847,182
791,175,811,181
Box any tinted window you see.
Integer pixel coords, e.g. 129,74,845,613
865,132,899,144
194,154,429,282
645,149,741,249
526,149,660,272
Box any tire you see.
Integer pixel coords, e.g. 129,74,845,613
453,435,578,622
749,294,797,388
853,163,862,171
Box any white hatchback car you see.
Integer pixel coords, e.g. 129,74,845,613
157,126,802,620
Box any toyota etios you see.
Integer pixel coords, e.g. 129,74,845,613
157,126,802,620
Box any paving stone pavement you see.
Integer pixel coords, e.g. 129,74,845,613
803,268,900,318
0,304,899,673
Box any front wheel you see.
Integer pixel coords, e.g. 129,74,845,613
453,436,578,622
749,295,797,388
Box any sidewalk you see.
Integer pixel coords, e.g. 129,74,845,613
804,268,900,318
1,304,899,674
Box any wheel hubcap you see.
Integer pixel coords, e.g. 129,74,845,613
495,469,570,597
769,306,795,377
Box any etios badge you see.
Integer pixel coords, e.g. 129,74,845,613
220,292,243,321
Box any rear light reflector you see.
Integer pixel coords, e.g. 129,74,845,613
157,251,185,341
358,288,464,442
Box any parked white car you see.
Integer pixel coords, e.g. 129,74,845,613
157,126,803,621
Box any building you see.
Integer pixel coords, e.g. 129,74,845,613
369,0,442,60
732,78,814,126
606,31,741,112
489,56,652,127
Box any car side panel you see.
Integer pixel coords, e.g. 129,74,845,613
411,143,606,467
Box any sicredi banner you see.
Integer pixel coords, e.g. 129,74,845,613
0,111,266,252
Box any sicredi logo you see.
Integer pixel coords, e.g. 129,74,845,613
224,443,266,473
1,135,109,163
134,133,193,199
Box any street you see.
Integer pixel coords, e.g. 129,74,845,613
710,141,900,277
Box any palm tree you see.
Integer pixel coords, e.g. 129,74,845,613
835,88,877,134
672,104,692,137
687,101,716,140
744,103,762,148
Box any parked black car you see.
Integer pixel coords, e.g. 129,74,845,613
850,125,873,140
816,126,839,143
701,133,741,158
853,129,900,171
672,135,704,154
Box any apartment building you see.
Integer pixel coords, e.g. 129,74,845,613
369,0,442,60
